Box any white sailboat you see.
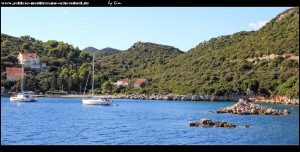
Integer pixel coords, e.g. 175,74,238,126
10,63,38,102
82,54,112,105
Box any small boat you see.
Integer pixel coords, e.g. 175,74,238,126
10,91,38,102
82,54,112,106
82,97,112,105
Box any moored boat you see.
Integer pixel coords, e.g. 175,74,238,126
82,54,112,106
10,91,38,102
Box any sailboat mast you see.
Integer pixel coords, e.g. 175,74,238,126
21,62,24,92
92,54,94,97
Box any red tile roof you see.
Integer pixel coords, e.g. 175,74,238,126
6,67,23,77
6,67,22,71
118,78,129,83
7,73,23,77
135,78,147,84
21,52,39,58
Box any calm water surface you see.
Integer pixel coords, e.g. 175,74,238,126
1,97,299,145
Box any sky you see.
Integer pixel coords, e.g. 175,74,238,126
1,7,291,52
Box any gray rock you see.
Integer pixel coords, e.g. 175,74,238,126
173,95,182,101
283,109,290,115
191,95,201,101
182,95,192,101
244,125,250,128
189,121,200,126
216,99,290,115
201,118,215,126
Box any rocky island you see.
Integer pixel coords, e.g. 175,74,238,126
216,99,290,115
189,118,249,128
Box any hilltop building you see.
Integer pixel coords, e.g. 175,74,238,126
17,52,49,72
115,78,129,87
134,78,149,88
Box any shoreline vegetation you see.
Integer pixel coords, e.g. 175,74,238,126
1,8,298,106
37,93,299,105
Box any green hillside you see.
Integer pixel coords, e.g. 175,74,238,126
92,47,121,57
1,34,92,93
83,47,98,53
1,7,299,99
146,7,299,98
101,41,184,79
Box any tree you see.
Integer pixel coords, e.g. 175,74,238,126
22,43,31,51
78,63,91,89
35,72,56,93
20,35,35,41
101,80,113,92
24,74,36,92
80,51,91,62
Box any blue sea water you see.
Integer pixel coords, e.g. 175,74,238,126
1,97,299,145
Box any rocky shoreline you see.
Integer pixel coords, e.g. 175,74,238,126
40,93,299,105
117,94,299,105
250,96,299,105
44,94,116,98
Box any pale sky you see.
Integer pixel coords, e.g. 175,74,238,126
1,7,291,51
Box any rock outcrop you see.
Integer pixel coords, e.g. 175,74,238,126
216,99,290,115
189,118,242,128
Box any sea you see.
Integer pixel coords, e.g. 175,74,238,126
1,97,299,145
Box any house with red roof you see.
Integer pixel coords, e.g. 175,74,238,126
5,67,23,81
115,78,129,87
18,52,40,68
134,78,149,88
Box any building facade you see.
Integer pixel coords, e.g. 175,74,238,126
6,67,23,81
115,78,129,87
18,52,40,68
134,78,149,88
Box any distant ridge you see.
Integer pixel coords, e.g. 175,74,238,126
94,47,121,57
83,47,98,53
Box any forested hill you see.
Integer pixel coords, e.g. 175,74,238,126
147,7,299,98
1,34,93,93
83,47,98,53
1,34,92,71
0,34,183,94
1,7,299,99
100,41,184,79
91,47,121,57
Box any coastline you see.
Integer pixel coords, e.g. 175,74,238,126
41,93,299,105
44,94,116,98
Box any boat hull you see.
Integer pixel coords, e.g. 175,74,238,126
10,97,38,102
82,99,112,105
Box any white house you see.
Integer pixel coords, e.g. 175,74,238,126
115,78,129,87
18,52,40,68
